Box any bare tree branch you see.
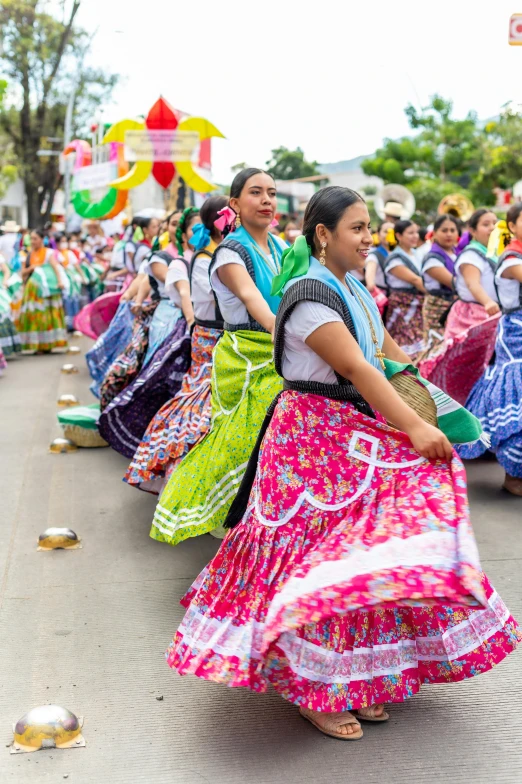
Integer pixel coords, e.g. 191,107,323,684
37,1,81,123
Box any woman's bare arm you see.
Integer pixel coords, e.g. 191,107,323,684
388,264,426,293
460,264,499,314
49,254,65,289
131,276,151,313
365,259,377,292
0,261,10,287
500,262,522,282
305,321,452,460
382,329,413,364
150,261,168,283
218,264,275,336
121,274,143,302
174,280,195,326
425,266,453,289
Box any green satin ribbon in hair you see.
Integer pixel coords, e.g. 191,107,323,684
271,234,312,296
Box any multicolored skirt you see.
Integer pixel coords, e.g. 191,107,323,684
458,311,522,477
86,300,134,399
76,289,127,341
98,317,191,458
99,304,156,411
143,299,182,367
80,261,104,302
384,290,424,359
167,391,520,711
0,287,21,358
125,324,222,492
418,301,500,406
422,294,450,351
18,277,67,353
151,330,282,546
62,294,82,332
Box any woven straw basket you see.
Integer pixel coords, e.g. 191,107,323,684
388,372,438,427
63,425,108,448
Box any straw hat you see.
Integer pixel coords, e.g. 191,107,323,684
383,201,405,219
1,219,20,233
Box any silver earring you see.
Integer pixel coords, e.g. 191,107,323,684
319,242,327,265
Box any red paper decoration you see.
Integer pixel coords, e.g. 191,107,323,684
146,96,179,189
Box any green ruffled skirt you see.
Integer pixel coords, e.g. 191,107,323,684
151,330,282,546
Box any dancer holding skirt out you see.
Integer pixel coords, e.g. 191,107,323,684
151,169,286,544
418,214,459,359
166,187,519,740
384,220,426,359
125,195,228,493
418,209,499,404
459,202,522,496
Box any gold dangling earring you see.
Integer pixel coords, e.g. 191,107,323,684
319,242,327,265
235,211,241,229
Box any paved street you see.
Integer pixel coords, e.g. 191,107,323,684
0,339,521,784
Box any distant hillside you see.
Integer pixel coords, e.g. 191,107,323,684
318,155,372,174
319,114,499,175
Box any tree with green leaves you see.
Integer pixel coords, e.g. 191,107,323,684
362,95,486,219
0,79,18,200
362,95,484,188
266,146,322,181
0,0,118,226
475,105,522,202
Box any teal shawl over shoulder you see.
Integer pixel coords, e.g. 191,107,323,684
228,225,286,315
272,235,385,372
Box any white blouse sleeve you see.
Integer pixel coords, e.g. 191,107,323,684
210,247,246,294
285,301,343,342
456,249,485,273
165,259,189,299
386,257,407,273
133,245,149,269
496,256,522,280
423,257,445,274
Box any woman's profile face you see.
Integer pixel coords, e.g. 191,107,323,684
472,212,496,246
145,218,160,239
183,214,201,250
168,212,181,242
508,210,522,238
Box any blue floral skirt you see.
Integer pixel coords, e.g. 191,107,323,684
458,311,522,477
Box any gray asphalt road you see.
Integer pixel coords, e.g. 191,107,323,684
1,340,521,784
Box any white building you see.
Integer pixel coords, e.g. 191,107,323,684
0,178,27,227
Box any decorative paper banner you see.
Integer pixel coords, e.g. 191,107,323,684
73,161,118,191
124,130,199,162
509,13,522,45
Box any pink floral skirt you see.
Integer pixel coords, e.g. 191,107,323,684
167,391,519,712
417,301,500,405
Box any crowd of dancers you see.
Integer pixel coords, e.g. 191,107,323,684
2,170,520,740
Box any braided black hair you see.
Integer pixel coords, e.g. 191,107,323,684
175,207,199,255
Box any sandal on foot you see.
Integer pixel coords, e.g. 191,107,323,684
299,707,363,740
503,474,522,497
353,705,389,723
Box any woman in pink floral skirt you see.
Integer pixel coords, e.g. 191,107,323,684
165,187,520,741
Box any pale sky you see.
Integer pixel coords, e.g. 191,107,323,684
75,0,522,185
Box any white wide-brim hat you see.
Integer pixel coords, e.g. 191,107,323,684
1,220,20,233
